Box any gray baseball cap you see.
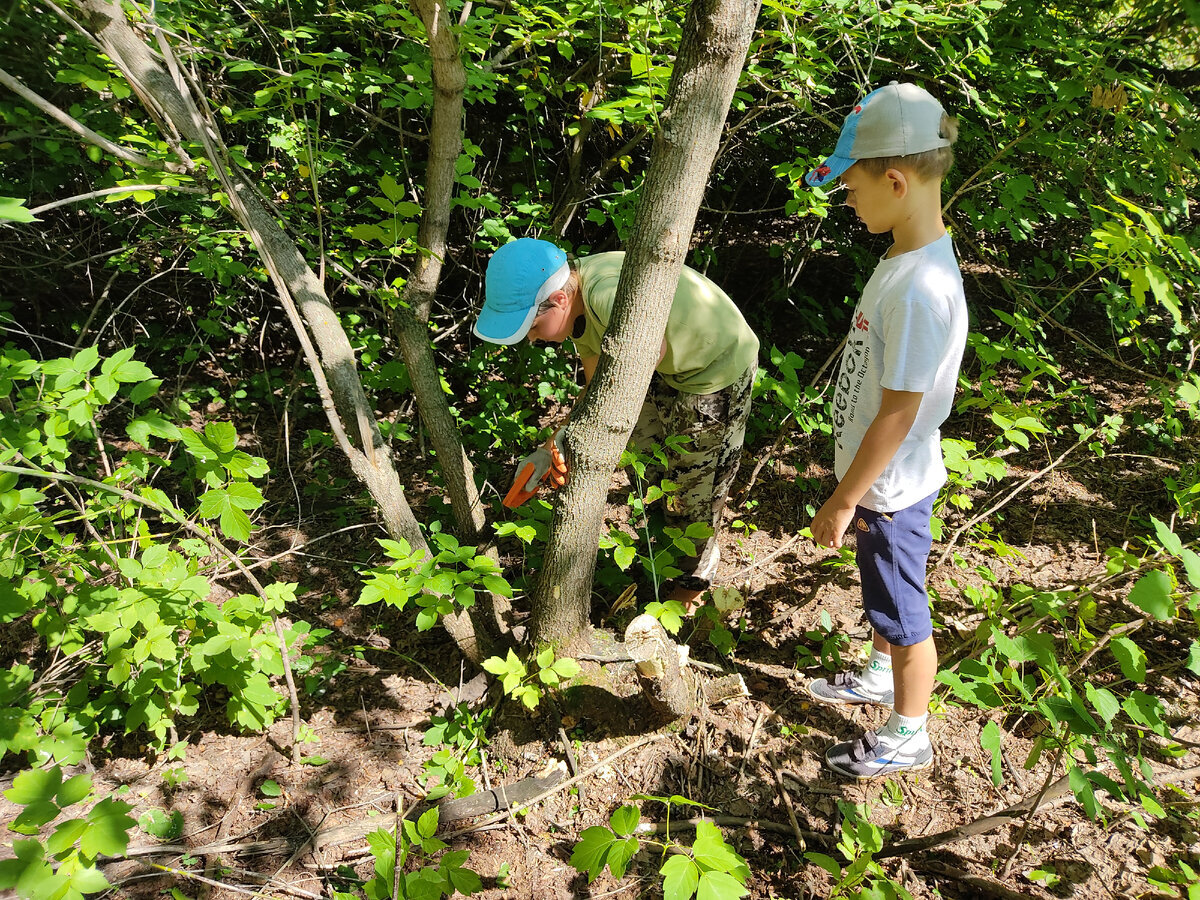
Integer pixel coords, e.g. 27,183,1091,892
806,82,951,188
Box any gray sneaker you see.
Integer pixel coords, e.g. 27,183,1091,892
806,671,894,707
825,730,933,781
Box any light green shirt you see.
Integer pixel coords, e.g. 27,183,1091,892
570,252,759,394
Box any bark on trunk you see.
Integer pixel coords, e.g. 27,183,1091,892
392,0,487,544
531,0,759,651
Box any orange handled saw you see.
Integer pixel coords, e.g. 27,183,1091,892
502,439,568,508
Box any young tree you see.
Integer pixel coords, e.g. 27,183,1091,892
530,0,761,653
43,0,500,658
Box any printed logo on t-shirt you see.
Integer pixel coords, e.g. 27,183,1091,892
834,319,870,450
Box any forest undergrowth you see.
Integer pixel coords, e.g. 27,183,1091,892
1,0,1199,898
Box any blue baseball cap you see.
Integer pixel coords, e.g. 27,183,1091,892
805,82,950,188
474,238,570,345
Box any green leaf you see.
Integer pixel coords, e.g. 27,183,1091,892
661,854,700,900
263,582,296,613
198,488,254,541
1086,683,1122,725
803,852,841,877
692,821,747,880
1152,517,1184,556
55,774,91,809
979,720,1003,786
571,826,616,883
12,800,60,831
128,378,162,405
127,412,181,447
447,865,482,894
1127,570,1174,621
0,197,37,223
46,819,89,855
1179,549,1200,592
481,655,508,676
138,808,183,841
260,780,282,797
608,804,639,837
605,835,638,880
425,572,454,596
535,647,554,669
6,766,63,806
1069,767,1099,819
614,545,637,570
1123,690,1168,736
378,174,405,203
480,575,512,598
552,657,581,679
81,797,135,857
1187,641,1200,676
224,481,265,510
696,869,749,900
1110,635,1147,682
203,421,238,454
0,841,52,894
68,865,110,894
417,806,439,840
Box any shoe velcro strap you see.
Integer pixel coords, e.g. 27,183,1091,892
848,732,880,762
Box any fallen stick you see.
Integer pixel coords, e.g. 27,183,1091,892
442,733,666,839
768,751,806,852
633,815,828,844
909,859,1041,900
309,764,566,850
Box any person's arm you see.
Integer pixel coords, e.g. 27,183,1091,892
810,387,923,549
551,344,661,447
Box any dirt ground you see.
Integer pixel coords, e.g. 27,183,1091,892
3,322,1198,900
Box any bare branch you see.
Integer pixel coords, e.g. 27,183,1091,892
28,183,206,215
0,66,185,173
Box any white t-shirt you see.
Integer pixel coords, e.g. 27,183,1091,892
832,232,967,513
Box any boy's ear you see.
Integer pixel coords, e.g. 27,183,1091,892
548,288,571,308
885,167,909,198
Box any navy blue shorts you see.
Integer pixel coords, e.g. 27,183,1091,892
855,490,937,647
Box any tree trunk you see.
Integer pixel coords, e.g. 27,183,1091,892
392,0,487,544
70,0,493,659
531,0,759,651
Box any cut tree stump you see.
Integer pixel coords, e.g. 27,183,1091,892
624,613,747,721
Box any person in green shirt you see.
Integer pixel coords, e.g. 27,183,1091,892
474,238,759,609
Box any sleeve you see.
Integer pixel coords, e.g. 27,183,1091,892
880,291,951,393
571,273,617,359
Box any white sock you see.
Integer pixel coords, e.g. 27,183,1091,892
878,710,930,751
858,647,893,695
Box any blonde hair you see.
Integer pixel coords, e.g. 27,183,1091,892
535,266,580,317
857,114,959,182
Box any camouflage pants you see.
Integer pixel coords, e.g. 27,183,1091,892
629,363,756,582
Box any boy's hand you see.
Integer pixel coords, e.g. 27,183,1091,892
811,497,855,549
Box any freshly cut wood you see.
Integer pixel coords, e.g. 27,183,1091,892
625,613,698,720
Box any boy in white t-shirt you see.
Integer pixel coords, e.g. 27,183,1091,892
803,82,968,779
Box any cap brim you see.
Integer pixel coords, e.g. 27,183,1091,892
473,302,539,346
804,154,855,188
